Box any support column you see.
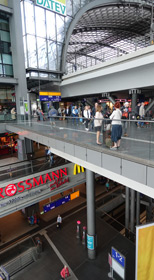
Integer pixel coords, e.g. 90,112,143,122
136,191,140,226
131,92,137,115
130,189,135,233
125,187,130,235
86,169,96,260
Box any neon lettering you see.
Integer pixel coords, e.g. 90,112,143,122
25,179,33,190
44,173,52,184
37,0,43,4
33,175,43,187
60,168,67,177
18,181,25,192
55,2,60,12
0,188,4,198
52,170,59,181
43,0,50,8
61,4,66,15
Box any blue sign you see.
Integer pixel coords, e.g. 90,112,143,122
43,195,70,213
112,247,125,268
87,235,94,250
48,96,61,101
39,96,48,101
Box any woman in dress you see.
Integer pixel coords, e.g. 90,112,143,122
110,102,122,150
94,105,103,145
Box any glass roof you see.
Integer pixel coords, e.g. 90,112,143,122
66,2,153,73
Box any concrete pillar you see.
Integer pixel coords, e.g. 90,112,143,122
131,93,137,115
86,169,96,259
136,191,140,226
130,189,135,233
8,0,27,115
17,136,27,161
125,187,130,230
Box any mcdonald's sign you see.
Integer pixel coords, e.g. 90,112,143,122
73,164,84,175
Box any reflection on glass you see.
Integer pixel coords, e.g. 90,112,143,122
48,40,57,70
66,0,73,16
27,35,37,68
56,14,64,42
2,54,12,64
4,65,13,76
35,6,46,38
57,43,62,69
23,36,27,68
0,30,10,42
37,37,47,69
0,64,3,75
46,10,56,40
25,1,35,35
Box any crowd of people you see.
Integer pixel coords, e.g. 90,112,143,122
35,100,152,150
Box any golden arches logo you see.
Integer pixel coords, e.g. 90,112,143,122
73,164,84,175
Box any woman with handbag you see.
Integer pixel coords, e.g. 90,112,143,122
109,102,122,150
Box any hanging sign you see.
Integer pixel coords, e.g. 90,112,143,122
39,92,61,102
35,0,66,17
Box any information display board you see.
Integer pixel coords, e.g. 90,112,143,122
111,247,125,280
87,235,94,250
43,195,70,213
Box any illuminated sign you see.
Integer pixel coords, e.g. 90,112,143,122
35,0,66,17
0,168,68,199
70,191,80,200
39,92,61,102
43,194,70,213
73,164,84,175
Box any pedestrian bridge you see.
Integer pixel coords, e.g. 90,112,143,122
61,45,154,98
2,118,154,199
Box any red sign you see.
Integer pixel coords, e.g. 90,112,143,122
0,168,68,199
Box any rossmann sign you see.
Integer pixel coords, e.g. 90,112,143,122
36,0,66,16
0,167,68,199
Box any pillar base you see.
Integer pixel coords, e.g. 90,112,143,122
88,249,96,260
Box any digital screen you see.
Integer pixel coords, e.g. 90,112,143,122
43,202,55,213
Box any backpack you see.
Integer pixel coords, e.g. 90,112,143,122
122,111,128,119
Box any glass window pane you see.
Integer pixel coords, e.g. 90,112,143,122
37,37,47,69
46,10,56,40
48,40,57,70
57,43,62,70
56,14,65,42
66,0,73,16
3,65,13,76
0,64,3,75
35,6,46,38
24,1,35,35
27,35,37,68
0,31,10,42
23,36,27,68
2,54,12,64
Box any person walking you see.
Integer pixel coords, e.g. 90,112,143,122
110,102,122,150
48,106,58,125
139,102,145,127
60,265,70,279
11,107,16,120
83,105,90,131
94,105,103,145
57,214,62,229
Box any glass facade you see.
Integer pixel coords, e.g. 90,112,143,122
0,13,13,77
20,0,90,72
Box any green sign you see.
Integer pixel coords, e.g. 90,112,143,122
36,0,66,16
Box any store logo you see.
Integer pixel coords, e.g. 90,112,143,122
0,168,68,199
5,184,17,196
73,164,84,175
36,0,66,16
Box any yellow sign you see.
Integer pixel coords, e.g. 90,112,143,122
70,191,80,200
39,92,61,96
73,164,84,175
136,223,154,280
0,0,8,6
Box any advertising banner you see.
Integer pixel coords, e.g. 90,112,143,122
35,0,66,17
136,223,154,280
0,163,85,217
0,0,8,6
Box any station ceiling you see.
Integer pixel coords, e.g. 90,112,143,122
66,1,153,69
